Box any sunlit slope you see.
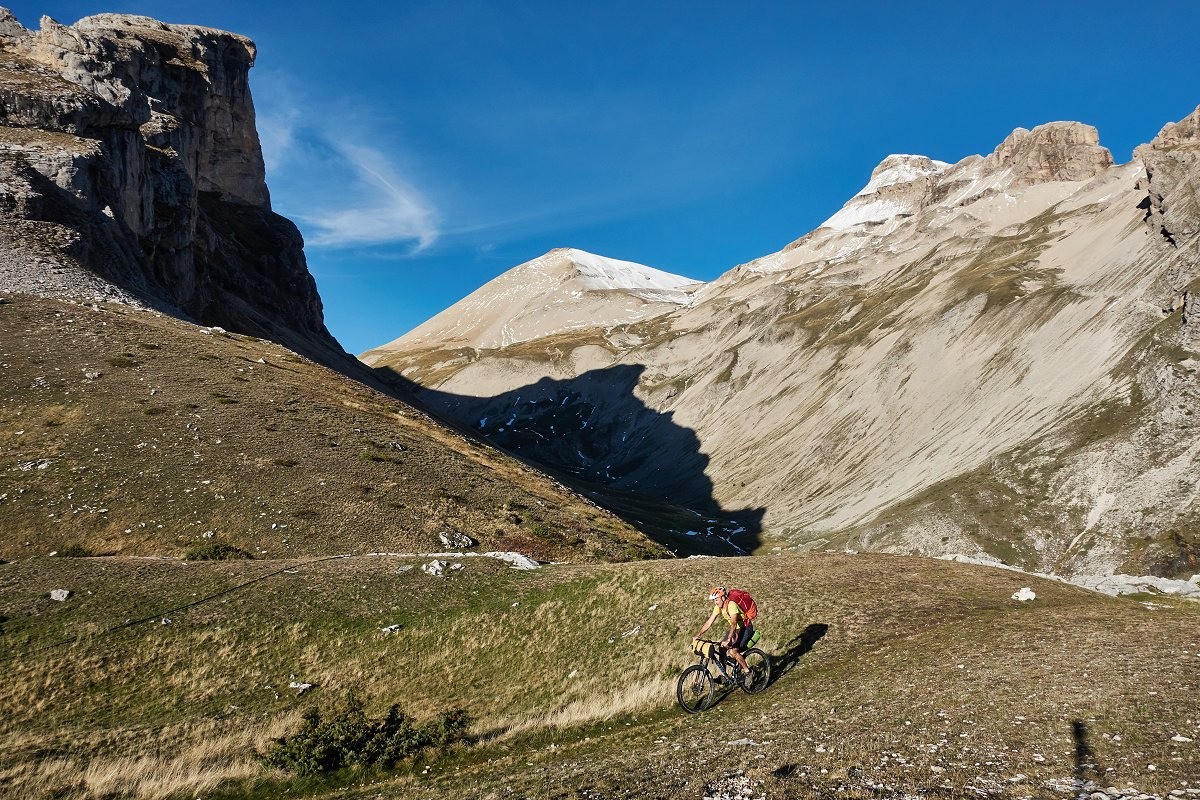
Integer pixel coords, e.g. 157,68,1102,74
2,552,1196,798
366,111,1200,576
0,295,662,561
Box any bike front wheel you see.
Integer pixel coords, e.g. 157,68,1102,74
676,664,714,713
740,648,772,694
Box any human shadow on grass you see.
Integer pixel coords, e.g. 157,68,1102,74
766,623,829,685
703,624,829,710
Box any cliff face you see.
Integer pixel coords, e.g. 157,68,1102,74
0,10,343,365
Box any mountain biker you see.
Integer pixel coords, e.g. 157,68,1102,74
693,586,755,687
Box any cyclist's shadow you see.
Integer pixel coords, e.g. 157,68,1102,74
707,623,828,708
767,623,829,685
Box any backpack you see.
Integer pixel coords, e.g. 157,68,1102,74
726,588,758,623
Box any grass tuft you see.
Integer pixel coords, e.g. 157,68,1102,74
183,542,254,561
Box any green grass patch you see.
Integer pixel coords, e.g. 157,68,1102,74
261,691,470,776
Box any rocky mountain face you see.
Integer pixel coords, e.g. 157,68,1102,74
368,110,1200,577
0,10,345,367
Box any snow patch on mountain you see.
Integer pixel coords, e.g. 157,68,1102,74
567,249,699,296
822,154,950,231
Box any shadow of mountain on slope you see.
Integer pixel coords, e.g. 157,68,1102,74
375,363,765,556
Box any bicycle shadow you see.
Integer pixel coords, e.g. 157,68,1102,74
697,624,829,710
766,623,829,686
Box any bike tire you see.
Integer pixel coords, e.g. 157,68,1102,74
676,664,714,713
740,648,772,694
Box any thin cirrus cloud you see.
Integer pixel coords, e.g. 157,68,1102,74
257,93,439,252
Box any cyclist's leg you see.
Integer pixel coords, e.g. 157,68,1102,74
729,625,753,671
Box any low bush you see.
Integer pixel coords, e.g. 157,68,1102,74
55,544,93,557
261,692,470,776
183,542,253,561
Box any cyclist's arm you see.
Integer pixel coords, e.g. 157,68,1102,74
694,607,720,639
722,602,743,646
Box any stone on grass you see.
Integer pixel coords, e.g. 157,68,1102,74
421,560,448,577
1012,587,1036,602
50,589,71,601
438,530,476,549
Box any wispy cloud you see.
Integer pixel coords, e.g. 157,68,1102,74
255,77,439,252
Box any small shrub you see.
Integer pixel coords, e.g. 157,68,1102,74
184,542,253,561
261,692,470,776
272,458,300,468
55,544,93,558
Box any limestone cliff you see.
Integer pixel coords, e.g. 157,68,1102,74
0,10,345,367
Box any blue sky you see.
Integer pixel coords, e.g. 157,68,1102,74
8,2,1200,354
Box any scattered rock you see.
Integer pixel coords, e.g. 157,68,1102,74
421,560,448,577
725,738,761,746
49,589,71,601
288,681,314,694
83,370,101,381
483,551,539,570
1012,587,1037,602
704,773,764,800
380,624,402,634
439,530,476,549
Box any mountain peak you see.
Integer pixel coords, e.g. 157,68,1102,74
859,154,950,196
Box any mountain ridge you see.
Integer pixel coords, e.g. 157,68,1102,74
367,108,1200,577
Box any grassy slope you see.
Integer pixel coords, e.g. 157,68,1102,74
0,296,662,562
1,551,1196,799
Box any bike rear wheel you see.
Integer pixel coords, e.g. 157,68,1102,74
676,664,714,713
740,648,772,694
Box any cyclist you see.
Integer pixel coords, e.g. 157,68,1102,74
693,586,755,687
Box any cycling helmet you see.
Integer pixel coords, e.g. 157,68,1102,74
708,586,725,601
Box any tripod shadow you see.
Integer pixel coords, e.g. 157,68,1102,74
1073,720,1101,797
768,623,829,685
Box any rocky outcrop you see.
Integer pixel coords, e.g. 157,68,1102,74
0,10,345,366
982,121,1113,186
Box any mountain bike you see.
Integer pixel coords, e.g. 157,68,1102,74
676,638,771,713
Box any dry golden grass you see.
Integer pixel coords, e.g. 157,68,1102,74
0,715,299,800
0,295,661,563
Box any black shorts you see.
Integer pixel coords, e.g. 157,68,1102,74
734,625,755,651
